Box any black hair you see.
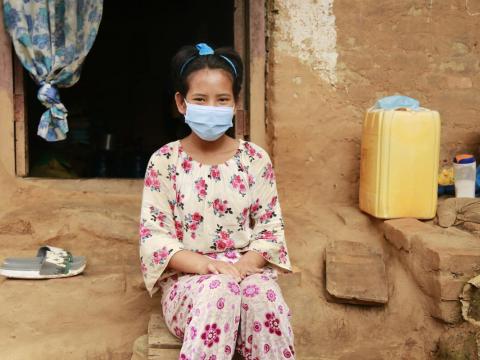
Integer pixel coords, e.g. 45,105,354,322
171,45,244,100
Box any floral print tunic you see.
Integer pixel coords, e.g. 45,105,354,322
139,139,292,296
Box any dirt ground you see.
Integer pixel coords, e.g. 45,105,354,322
0,160,449,359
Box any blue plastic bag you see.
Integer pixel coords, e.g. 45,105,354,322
374,95,420,110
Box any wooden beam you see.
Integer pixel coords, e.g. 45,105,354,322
0,6,16,176
248,0,268,151
14,55,28,176
234,0,248,139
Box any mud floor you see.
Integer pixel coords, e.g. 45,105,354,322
0,166,448,359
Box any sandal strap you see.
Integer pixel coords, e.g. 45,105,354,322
38,246,74,275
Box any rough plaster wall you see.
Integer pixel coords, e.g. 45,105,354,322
269,0,480,208
266,0,480,357
273,0,338,85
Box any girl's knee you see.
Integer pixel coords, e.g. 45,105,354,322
193,274,242,305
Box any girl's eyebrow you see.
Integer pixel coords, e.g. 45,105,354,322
191,93,207,97
217,93,232,97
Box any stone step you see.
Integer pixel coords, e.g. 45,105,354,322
384,218,480,323
325,240,388,305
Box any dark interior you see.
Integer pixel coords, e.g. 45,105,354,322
25,0,234,178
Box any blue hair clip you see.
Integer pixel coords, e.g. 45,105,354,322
196,43,214,55
179,43,238,77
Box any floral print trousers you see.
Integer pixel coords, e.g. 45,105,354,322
160,269,295,360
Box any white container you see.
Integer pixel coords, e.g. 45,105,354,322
454,161,476,198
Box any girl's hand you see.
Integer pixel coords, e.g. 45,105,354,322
233,261,263,280
203,260,242,282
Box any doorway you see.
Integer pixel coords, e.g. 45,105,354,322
24,0,237,178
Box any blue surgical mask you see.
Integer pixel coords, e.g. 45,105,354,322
184,101,234,141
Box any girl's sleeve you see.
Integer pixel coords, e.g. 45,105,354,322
139,150,183,296
247,148,292,272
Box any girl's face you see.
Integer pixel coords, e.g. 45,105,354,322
175,68,236,115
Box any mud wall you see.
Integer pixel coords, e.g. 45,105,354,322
268,0,480,208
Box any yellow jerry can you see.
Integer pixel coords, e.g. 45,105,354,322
359,108,441,219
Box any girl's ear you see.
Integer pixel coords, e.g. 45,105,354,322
175,92,186,115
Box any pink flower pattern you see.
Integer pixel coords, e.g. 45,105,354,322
211,225,235,251
266,289,277,302
182,158,193,173
201,323,221,348
210,199,233,217
264,312,282,336
152,246,171,265
208,166,221,182
262,163,276,185
144,167,161,191
230,174,247,197
184,212,204,240
194,178,208,201
243,284,260,298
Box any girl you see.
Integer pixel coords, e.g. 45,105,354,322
139,43,295,360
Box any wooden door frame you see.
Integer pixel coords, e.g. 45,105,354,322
234,0,268,151
0,4,15,176
0,0,268,178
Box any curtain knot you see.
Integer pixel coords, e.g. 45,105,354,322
37,82,60,106
36,82,68,141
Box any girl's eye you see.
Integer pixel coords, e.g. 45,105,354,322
193,98,205,102
219,98,229,102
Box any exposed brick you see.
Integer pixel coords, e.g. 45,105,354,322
383,218,436,252
428,298,462,324
412,230,480,274
384,218,480,323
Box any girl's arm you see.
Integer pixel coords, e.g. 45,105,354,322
240,145,293,274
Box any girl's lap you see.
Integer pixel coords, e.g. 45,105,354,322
160,266,283,313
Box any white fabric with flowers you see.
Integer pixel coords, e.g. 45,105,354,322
139,139,292,296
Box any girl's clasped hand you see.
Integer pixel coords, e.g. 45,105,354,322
202,259,263,282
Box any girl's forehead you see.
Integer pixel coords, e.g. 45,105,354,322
187,68,234,94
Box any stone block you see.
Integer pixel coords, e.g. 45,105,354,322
411,230,480,274
384,218,480,323
428,298,462,324
383,218,436,252
325,240,388,305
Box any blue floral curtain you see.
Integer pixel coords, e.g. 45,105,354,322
3,0,103,141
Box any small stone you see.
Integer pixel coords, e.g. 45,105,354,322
452,41,470,55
